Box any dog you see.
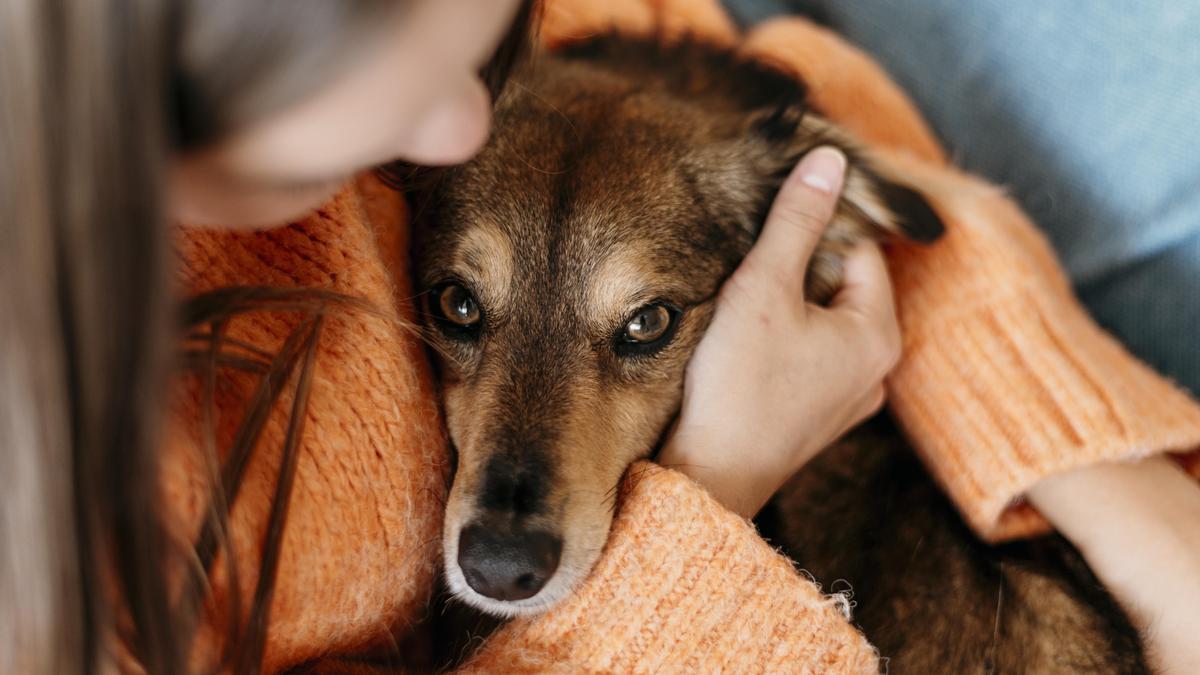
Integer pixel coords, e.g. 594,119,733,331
409,35,1146,672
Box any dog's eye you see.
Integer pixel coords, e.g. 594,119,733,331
431,283,482,334
616,303,679,356
625,305,671,342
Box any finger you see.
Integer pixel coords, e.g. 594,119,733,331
829,243,902,378
830,241,896,319
741,146,847,295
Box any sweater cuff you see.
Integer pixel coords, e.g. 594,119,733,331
884,160,1200,542
459,462,877,673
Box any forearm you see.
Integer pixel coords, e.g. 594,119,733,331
1028,456,1200,674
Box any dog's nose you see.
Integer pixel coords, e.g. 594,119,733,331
457,524,562,601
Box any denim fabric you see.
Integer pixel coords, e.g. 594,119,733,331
724,0,1200,394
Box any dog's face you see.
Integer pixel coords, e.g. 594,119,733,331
411,40,941,615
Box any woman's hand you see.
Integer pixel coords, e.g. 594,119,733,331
658,147,902,519
1029,457,1200,674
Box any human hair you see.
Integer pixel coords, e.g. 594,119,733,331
0,1,537,673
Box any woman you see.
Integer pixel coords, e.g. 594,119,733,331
1,0,1197,672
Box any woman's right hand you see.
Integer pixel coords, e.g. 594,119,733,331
657,147,902,518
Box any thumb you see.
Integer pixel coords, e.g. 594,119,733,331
740,146,847,297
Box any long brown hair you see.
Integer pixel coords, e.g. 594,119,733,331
0,1,536,673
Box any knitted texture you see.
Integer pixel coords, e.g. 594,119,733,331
165,178,449,672
458,463,877,674
162,0,1200,671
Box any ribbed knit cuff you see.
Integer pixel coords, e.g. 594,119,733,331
884,157,1200,542
459,462,878,673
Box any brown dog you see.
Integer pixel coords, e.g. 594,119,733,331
409,35,1145,672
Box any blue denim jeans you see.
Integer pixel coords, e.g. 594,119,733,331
724,0,1200,395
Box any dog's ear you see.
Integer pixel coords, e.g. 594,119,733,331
839,159,946,245
749,105,945,245
556,33,945,246
747,105,947,302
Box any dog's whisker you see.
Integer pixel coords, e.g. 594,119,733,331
411,324,469,369
512,80,578,137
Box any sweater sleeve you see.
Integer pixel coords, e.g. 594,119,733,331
744,18,1200,542
456,462,878,673
878,156,1200,541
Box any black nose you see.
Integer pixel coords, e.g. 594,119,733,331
457,524,562,601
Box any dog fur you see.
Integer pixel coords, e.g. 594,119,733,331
410,35,1146,672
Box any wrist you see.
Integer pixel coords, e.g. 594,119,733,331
1027,456,1199,559
657,429,814,519
1028,456,1200,673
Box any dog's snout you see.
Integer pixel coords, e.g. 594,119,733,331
480,452,551,515
458,525,562,601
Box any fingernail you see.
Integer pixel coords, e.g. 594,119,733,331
798,146,847,194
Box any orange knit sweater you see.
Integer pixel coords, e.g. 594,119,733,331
166,0,1200,671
